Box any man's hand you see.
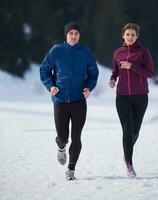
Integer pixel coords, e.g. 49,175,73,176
50,86,59,96
82,88,90,98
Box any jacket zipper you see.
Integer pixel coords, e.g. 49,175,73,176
127,46,131,95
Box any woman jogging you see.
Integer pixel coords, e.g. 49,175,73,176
109,23,153,178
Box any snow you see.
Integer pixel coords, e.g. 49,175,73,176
0,64,158,200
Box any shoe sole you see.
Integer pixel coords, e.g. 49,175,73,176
57,157,66,165
57,153,67,165
66,177,76,181
127,173,137,178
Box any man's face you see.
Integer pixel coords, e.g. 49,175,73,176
66,29,80,46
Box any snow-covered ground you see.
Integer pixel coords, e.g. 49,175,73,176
0,64,158,200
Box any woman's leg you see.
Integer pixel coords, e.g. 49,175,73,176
116,96,134,164
131,95,148,145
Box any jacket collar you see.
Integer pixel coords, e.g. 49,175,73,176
122,40,142,50
63,42,80,49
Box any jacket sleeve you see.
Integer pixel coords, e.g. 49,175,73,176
110,51,119,81
85,49,99,91
40,47,55,91
131,49,154,78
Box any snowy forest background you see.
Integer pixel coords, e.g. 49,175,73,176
1,0,158,81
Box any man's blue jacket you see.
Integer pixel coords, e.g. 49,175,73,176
40,42,99,103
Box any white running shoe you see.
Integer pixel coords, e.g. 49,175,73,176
126,162,136,178
57,147,67,165
66,170,76,181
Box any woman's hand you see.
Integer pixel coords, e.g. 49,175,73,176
109,79,116,88
120,61,131,69
50,86,59,96
83,88,90,98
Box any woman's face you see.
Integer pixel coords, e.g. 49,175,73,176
123,29,138,45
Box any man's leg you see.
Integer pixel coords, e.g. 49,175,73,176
68,99,87,171
54,103,70,165
54,103,70,149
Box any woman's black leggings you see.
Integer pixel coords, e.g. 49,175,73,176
116,95,148,164
54,99,87,170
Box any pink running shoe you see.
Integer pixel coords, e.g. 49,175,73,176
126,162,136,178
